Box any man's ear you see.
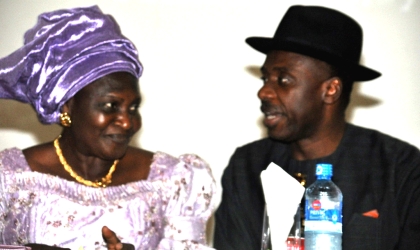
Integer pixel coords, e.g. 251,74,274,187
322,77,342,104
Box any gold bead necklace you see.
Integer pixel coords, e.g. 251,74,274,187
53,136,119,188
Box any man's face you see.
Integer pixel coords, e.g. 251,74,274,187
258,50,332,142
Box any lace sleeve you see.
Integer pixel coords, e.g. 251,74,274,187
0,150,10,240
157,154,216,249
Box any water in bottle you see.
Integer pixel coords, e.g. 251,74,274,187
304,163,342,250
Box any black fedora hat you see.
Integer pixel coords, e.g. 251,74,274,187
246,5,381,81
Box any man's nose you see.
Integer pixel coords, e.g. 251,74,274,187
257,83,276,101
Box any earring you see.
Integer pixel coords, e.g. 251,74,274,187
59,112,72,127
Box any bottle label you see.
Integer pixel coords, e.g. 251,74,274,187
305,199,342,233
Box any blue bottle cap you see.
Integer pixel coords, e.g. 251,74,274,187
315,163,333,177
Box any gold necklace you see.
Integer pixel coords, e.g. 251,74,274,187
53,136,119,188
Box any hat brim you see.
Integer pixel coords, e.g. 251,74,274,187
246,37,381,81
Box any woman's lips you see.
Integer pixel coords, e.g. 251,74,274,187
107,134,130,144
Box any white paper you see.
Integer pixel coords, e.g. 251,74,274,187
260,162,305,250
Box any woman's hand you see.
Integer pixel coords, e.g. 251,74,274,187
102,226,134,250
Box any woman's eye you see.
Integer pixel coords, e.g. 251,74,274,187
129,104,139,113
103,102,116,111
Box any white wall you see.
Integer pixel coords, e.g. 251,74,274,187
1,0,420,219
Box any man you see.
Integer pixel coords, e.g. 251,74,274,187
213,5,420,250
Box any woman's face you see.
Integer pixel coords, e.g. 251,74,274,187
64,72,141,160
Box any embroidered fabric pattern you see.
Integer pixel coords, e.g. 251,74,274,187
0,149,216,250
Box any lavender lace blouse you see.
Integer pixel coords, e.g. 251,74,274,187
0,148,216,250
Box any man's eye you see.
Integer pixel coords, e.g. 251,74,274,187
278,77,290,85
260,76,268,83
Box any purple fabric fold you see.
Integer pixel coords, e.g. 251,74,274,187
0,5,142,124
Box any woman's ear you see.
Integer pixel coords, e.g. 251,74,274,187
61,98,74,114
322,77,342,104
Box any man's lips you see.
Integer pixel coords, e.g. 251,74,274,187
263,110,282,118
260,104,285,127
262,112,283,127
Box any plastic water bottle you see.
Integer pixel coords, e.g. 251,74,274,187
304,163,343,250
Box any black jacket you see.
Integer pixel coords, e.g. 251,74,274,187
213,124,420,250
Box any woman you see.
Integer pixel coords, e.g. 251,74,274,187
0,6,215,250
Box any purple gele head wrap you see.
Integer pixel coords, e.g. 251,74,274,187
0,5,143,124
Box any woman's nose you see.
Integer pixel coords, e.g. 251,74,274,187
115,111,133,129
